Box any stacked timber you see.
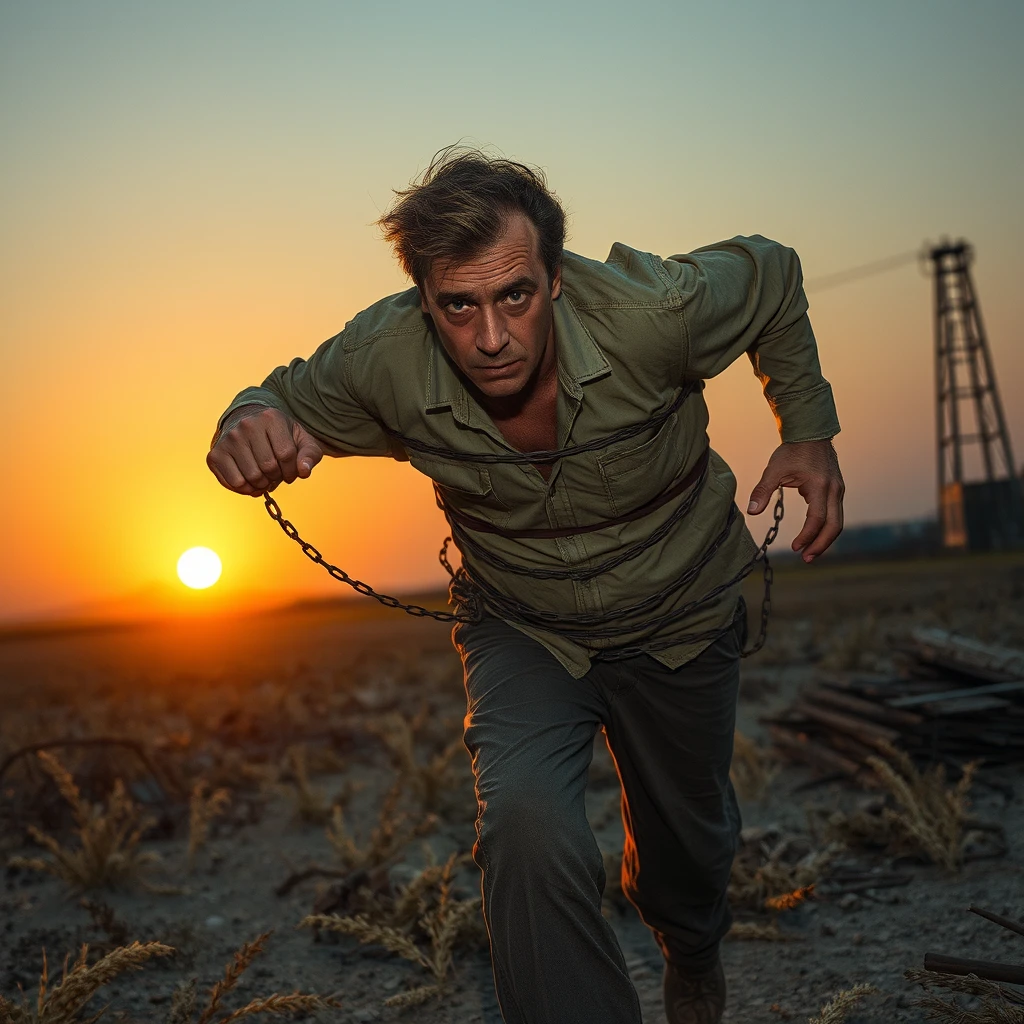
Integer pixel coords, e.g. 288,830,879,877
767,628,1024,778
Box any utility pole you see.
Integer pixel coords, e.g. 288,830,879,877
929,239,1022,550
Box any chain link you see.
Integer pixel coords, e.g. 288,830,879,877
264,493,473,623
744,488,784,657
262,487,785,656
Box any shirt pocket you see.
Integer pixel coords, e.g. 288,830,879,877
596,411,684,516
408,453,512,530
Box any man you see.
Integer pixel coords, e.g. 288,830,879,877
208,149,844,1024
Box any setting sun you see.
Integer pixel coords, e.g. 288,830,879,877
177,547,222,589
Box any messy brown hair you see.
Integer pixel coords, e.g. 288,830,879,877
377,146,566,287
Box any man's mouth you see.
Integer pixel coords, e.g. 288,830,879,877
476,361,520,374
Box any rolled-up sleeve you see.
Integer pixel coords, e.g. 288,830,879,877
214,330,394,457
663,235,841,443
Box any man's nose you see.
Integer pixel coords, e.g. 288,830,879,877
476,307,509,354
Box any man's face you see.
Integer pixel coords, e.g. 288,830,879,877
420,211,561,404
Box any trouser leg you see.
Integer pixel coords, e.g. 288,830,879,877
596,602,745,972
453,617,643,1024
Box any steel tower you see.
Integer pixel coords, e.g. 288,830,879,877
929,239,1022,549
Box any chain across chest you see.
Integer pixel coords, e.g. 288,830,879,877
262,382,785,659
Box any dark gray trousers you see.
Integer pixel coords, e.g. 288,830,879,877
453,603,745,1024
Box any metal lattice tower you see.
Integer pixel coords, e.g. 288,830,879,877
929,239,1022,549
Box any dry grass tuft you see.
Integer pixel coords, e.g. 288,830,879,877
826,745,979,871
0,940,174,1023
368,710,465,813
730,731,781,802
807,983,877,1024
178,929,343,1023
195,930,273,1023
279,744,335,825
0,929,341,1024
6,751,162,892
300,853,481,1009
904,968,1024,1023
187,780,230,872
326,781,436,873
729,831,838,913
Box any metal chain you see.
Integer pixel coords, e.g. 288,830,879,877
263,493,474,623
745,488,784,657
262,487,785,656
386,383,695,465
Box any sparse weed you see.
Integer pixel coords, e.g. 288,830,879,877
807,983,877,1023
326,781,436,873
172,930,342,1023
729,831,838,913
6,751,163,892
730,731,781,802
301,853,482,1009
905,967,1024,1023
369,710,466,813
826,745,979,871
0,940,174,1023
279,744,334,825
208,747,280,795
187,780,230,872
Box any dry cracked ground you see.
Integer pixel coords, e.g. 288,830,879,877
1,551,1022,1023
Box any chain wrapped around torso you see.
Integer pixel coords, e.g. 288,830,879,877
262,385,785,659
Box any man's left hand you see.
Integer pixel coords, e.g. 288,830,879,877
747,439,845,562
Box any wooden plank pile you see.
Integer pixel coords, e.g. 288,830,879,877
906,904,1024,1013
767,628,1024,779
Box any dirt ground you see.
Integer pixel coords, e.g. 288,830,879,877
1,551,1022,1023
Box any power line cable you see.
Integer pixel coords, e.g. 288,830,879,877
804,249,920,292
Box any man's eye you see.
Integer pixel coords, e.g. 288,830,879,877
447,300,469,313
506,291,525,304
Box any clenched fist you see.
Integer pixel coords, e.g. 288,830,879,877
207,405,324,496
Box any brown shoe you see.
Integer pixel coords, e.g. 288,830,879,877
663,957,726,1024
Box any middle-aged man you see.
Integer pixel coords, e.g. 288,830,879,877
208,148,844,1024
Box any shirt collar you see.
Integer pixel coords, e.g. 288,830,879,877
423,291,611,416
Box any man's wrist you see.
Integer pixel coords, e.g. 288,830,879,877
212,403,275,447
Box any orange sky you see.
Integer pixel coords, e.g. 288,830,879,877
2,3,1022,622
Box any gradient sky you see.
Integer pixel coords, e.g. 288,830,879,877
2,0,1022,621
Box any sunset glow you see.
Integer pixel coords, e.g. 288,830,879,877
177,548,222,590
2,3,1022,624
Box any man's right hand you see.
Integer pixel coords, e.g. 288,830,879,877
207,405,324,496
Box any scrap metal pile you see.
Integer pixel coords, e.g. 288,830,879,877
768,628,1024,780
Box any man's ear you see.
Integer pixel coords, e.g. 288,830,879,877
418,287,429,314
550,263,562,301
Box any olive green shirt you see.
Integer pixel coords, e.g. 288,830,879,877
219,235,840,678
